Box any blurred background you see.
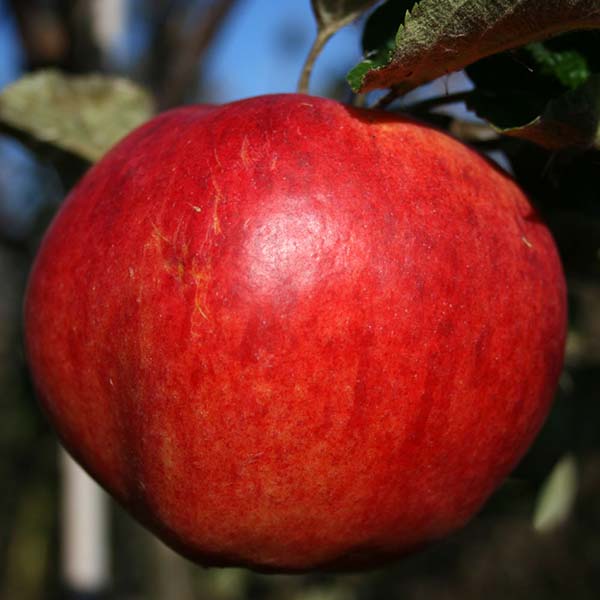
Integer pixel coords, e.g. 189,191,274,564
0,1,599,599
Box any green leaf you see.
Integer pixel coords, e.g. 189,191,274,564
466,33,600,151
466,32,598,101
348,0,600,93
495,75,600,149
0,69,155,163
464,43,570,130
527,42,591,90
533,454,578,533
347,0,414,91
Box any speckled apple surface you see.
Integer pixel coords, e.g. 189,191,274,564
24,94,566,571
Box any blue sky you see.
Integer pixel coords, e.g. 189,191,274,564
0,0,363,99
203,0,362,100
0,0,22,88
0,0,471,106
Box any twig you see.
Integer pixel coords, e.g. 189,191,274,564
297,29,333,95
402,90,473,114
372,86,401,109
9,0,104,72
8,0,68,69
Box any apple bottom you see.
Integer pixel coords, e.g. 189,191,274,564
48,312,554,573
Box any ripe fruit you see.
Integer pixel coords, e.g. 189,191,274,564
24,94,566,571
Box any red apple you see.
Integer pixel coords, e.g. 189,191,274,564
24,94,566,571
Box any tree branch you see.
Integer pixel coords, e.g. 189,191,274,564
157,0,240,110
8,0,68,69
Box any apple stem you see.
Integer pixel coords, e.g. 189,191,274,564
297,29,332,95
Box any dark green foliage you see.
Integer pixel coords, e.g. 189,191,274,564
466,32,600,147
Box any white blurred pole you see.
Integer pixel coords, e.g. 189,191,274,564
61,449,110,595
91,0,127,65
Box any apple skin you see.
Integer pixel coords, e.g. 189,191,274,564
24,94,566,572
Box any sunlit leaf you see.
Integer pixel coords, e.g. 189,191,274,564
533,454,578,533
0,70,154,163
